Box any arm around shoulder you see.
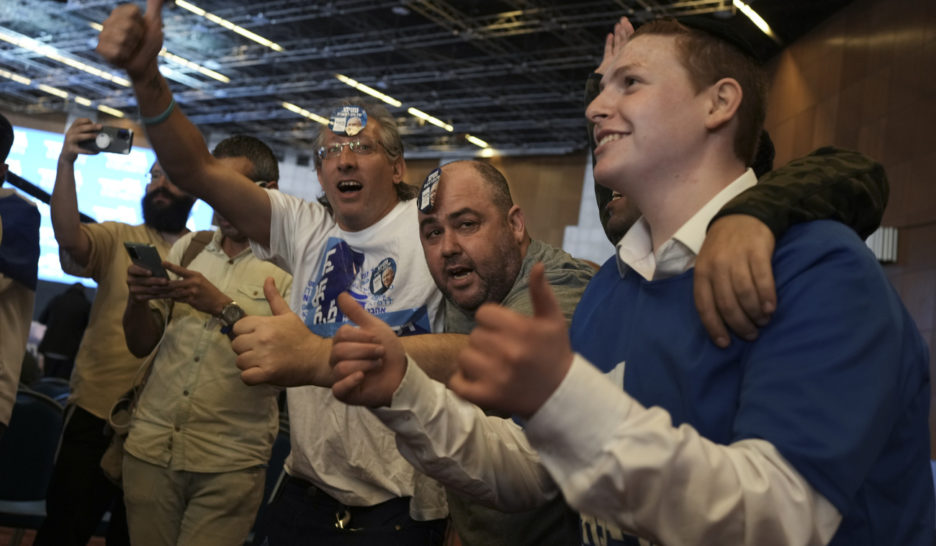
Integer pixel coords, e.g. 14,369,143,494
712,147,887,240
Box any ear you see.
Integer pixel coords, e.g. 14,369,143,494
506,205,526,244
264,180,280,190
391,155,406,184
704,77,743,131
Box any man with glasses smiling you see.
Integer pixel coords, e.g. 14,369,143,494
97,4,453,537
240,99,452,544
37,118,196,546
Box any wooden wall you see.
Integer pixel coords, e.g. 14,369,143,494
762,0,936,454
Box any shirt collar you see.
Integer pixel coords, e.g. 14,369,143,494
616,168,757,280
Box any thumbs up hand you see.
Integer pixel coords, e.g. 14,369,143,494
232,277,333,387
448,263,574,419
96,0,166,79
330,292,407,408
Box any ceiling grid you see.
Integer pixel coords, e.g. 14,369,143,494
1,0,851,158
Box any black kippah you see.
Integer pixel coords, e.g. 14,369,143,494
675,15,761,62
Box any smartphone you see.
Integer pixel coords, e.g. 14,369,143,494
124,242,169,278
79,126,134,154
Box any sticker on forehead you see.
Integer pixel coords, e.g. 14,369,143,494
418,168,442,213
329,106,368,137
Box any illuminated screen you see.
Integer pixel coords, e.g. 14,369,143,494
6,124,214,286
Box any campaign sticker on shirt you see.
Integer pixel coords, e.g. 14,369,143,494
329,106,367,137
417,168,441,213
370,257,397,296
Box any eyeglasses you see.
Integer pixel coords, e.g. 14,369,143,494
316,140,379,161
144,169,167,183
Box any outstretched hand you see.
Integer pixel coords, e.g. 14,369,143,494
595,16,634,76
96,0,166,78
448,263,573,419
330,293,407,408
694,215,777,348
232,277,332,387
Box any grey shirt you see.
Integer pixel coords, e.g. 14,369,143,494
443,238,594,546
445,239,595,333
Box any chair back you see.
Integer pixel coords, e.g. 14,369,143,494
27,377,71,407
0,387,64,500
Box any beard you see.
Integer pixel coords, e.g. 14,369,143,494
142,188,196,233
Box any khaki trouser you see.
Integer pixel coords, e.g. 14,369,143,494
122,453,266,546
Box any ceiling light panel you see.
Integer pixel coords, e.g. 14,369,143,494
174,0,284,52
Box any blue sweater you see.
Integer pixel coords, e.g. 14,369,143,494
0,192,40,290
570,220,933,545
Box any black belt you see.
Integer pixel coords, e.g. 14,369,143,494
283,474,414,530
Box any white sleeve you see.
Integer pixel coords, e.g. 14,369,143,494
372,356,558,512
249,189,331,274
525,354,842,545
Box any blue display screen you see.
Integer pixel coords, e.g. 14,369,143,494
6,124,214,286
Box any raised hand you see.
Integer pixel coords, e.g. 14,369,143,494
694,215,776,348
59,119,102,164
232,277,332,387
448,263,573,419
595,16,635,76
96,0,166,79
330,292,407,408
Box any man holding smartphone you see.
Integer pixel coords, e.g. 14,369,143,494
36,118,195,546
120,135,291,546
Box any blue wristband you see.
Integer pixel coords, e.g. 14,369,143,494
140,98,176,126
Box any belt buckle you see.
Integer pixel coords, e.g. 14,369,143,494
334,509,351,530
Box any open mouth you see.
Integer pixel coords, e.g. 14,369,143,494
447,266,473,280
337,180,363,193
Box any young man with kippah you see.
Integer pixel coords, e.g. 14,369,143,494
330,17,932,546
446,18,932,545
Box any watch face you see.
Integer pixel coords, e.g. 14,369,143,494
221,303,246,326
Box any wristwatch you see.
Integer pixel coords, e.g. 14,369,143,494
218,301,246,337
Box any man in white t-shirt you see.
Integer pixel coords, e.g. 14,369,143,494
96,5,453,542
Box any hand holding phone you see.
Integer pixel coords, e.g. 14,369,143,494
124,242,168,278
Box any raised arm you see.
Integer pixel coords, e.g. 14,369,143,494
51,119,100,267
95,0,272,247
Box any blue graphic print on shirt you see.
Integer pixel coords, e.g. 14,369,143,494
302,238,364,329
301,237,433,338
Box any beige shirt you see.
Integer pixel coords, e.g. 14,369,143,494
125,230,292,472
0,190,39,425
63,222,171,419
0,274,33,425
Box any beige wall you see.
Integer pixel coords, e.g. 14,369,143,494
761,0,936,454
405,154,589,249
